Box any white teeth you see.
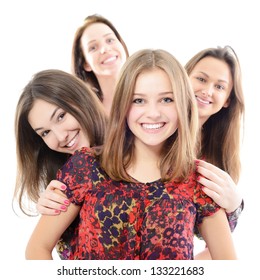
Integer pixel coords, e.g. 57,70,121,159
65,133,78,148
142,123,164,129
196,96,211,104
66,137,76,147
103,56,116,64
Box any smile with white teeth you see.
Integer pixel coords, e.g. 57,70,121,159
65,132,79,148
142,123,165,130
102,56,117,64
196,96,211,104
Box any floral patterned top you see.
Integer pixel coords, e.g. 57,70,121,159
56,147,220,260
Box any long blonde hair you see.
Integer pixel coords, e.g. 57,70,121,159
101,49,199,182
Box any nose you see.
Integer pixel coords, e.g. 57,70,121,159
54,128,68,144
100,44,110,54
146,102,161,119
201,84,214,97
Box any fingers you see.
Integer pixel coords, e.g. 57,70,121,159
197,166,222,187
195,159,239,211
36,203,62,216
197,175,223,195
36,180,70,215
41,188,68,204
38,191,69,207
197,175,228,208
195,159,233,188
46,180,67,191
200,185,222,205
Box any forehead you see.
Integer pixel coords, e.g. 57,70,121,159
134,68,172,93
82,22,115,42
28,99,56,127
192,56,232,81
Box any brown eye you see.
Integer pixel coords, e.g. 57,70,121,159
41,130,50,137
196,77,206,82
107,38,115,44
216,84,225,90
58,112,66,121
133,98,144,104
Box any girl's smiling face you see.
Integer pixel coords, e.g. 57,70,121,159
28,99,90,154
189,56,233,125
81,23,127,78
127,68,178,152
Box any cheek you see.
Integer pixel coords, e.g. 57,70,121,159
216,94,230,108
223,93,231,107
85,54,96,69
126,107,142,126
169,108,179,127
67,115,81,129
190,79,200,92
126,112,133,129
118,45,127,61
170,115,179,131
43,136,56,150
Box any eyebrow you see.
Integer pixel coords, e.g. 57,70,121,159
87,32,114,45
34,107,59,132
198,71,229,84
133,91,173,96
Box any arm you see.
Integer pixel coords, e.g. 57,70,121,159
36,180,70,215
194,248,212,260
37,149,95,215
26,190,79,260
198,208,237,260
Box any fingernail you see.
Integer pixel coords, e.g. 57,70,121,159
60,205,67,210
61,185,66,190
64,200,70,205
55,209,61,214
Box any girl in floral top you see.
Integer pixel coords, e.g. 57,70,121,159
36,48,244,232
35,46,244,260
23,49,236,259
13,69,107,222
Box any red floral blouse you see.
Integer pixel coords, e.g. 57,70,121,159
56,147,220,260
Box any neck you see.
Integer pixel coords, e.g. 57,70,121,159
199,116,209,127
127,143,162,183
97,75,117,116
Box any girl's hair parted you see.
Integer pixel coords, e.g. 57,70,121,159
185,46,245,183
101,49,199,182
14,69,107,215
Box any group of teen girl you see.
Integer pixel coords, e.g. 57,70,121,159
14,14,245,260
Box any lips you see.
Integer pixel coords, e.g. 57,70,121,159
64,131,79,148
141,123,165,130
102,55,117,64
195,95,212,105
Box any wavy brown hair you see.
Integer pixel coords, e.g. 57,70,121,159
14,69,107,215
185,46,245,183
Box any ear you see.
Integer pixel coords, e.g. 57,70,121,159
83,61,92,72
223,97,230,108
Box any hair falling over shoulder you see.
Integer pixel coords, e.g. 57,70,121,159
13,69,107,215
185,46,245,182
101,48,199,183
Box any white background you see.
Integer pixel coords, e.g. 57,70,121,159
1,0,259,278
